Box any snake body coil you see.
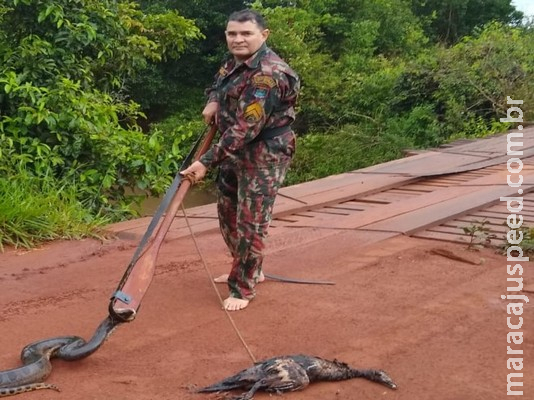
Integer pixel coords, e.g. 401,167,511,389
0,316,123,397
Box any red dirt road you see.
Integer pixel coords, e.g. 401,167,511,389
0,227,532,399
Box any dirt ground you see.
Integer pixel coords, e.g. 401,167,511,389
0,223,532,400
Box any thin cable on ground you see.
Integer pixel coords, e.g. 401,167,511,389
181,204,257,364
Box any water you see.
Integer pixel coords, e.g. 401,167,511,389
136,184,217,217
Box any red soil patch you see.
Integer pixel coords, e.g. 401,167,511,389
0,227,532,399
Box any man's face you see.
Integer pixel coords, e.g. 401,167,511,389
225,20,269,61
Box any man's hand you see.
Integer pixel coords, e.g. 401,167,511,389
180,160,208,184
202,101,219,125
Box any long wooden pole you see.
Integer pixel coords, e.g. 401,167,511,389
109,125,218,320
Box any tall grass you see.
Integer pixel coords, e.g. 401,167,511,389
0,172,110,251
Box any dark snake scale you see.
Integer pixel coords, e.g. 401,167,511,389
0,315,123,397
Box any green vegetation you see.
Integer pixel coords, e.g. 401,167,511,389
462,219,497,251
0,0,533,249
285,124,412,185
0,171,109,251
501,226,534,256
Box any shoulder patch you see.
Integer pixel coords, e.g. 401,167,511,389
253,75,276,88
243,102,264,123
218,67,227,77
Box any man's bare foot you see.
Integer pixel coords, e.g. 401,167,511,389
214,272,265,283
223,297,249,311
213,273,230,283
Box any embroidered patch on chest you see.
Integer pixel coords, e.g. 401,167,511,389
219,67,227,77
253,75,276,88
243,102,264,122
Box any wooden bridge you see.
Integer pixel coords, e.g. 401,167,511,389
2,127,533,400
109,127,534,252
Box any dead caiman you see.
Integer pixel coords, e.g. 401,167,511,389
198,354,397,399
0,315,124,397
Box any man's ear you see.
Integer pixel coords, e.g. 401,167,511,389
262,29,270,40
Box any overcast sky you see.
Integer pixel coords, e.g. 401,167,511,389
512,0,534,16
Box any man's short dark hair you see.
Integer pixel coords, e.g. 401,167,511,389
228,9,267,30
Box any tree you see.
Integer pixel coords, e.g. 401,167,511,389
434,22,534,136
0,0,203,215
250,0,426,130
129,0,247,121
411,0,524,44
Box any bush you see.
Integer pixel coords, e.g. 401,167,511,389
285,124,413,186
435,22,534,136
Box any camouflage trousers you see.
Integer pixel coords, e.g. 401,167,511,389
216,134,295,300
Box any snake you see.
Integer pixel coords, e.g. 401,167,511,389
0,314,127,397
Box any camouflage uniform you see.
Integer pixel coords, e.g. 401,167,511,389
200,43,300,300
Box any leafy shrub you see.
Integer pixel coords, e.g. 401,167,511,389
435,22,534,136
285,124,413,186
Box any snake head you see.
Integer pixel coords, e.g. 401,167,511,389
111,308,136,322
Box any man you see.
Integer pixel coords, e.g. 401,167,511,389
181,9,300,311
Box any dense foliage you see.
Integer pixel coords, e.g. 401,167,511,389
0,0,533,248
0,0,203,216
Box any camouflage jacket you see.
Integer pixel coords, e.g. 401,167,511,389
200,43,300,168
